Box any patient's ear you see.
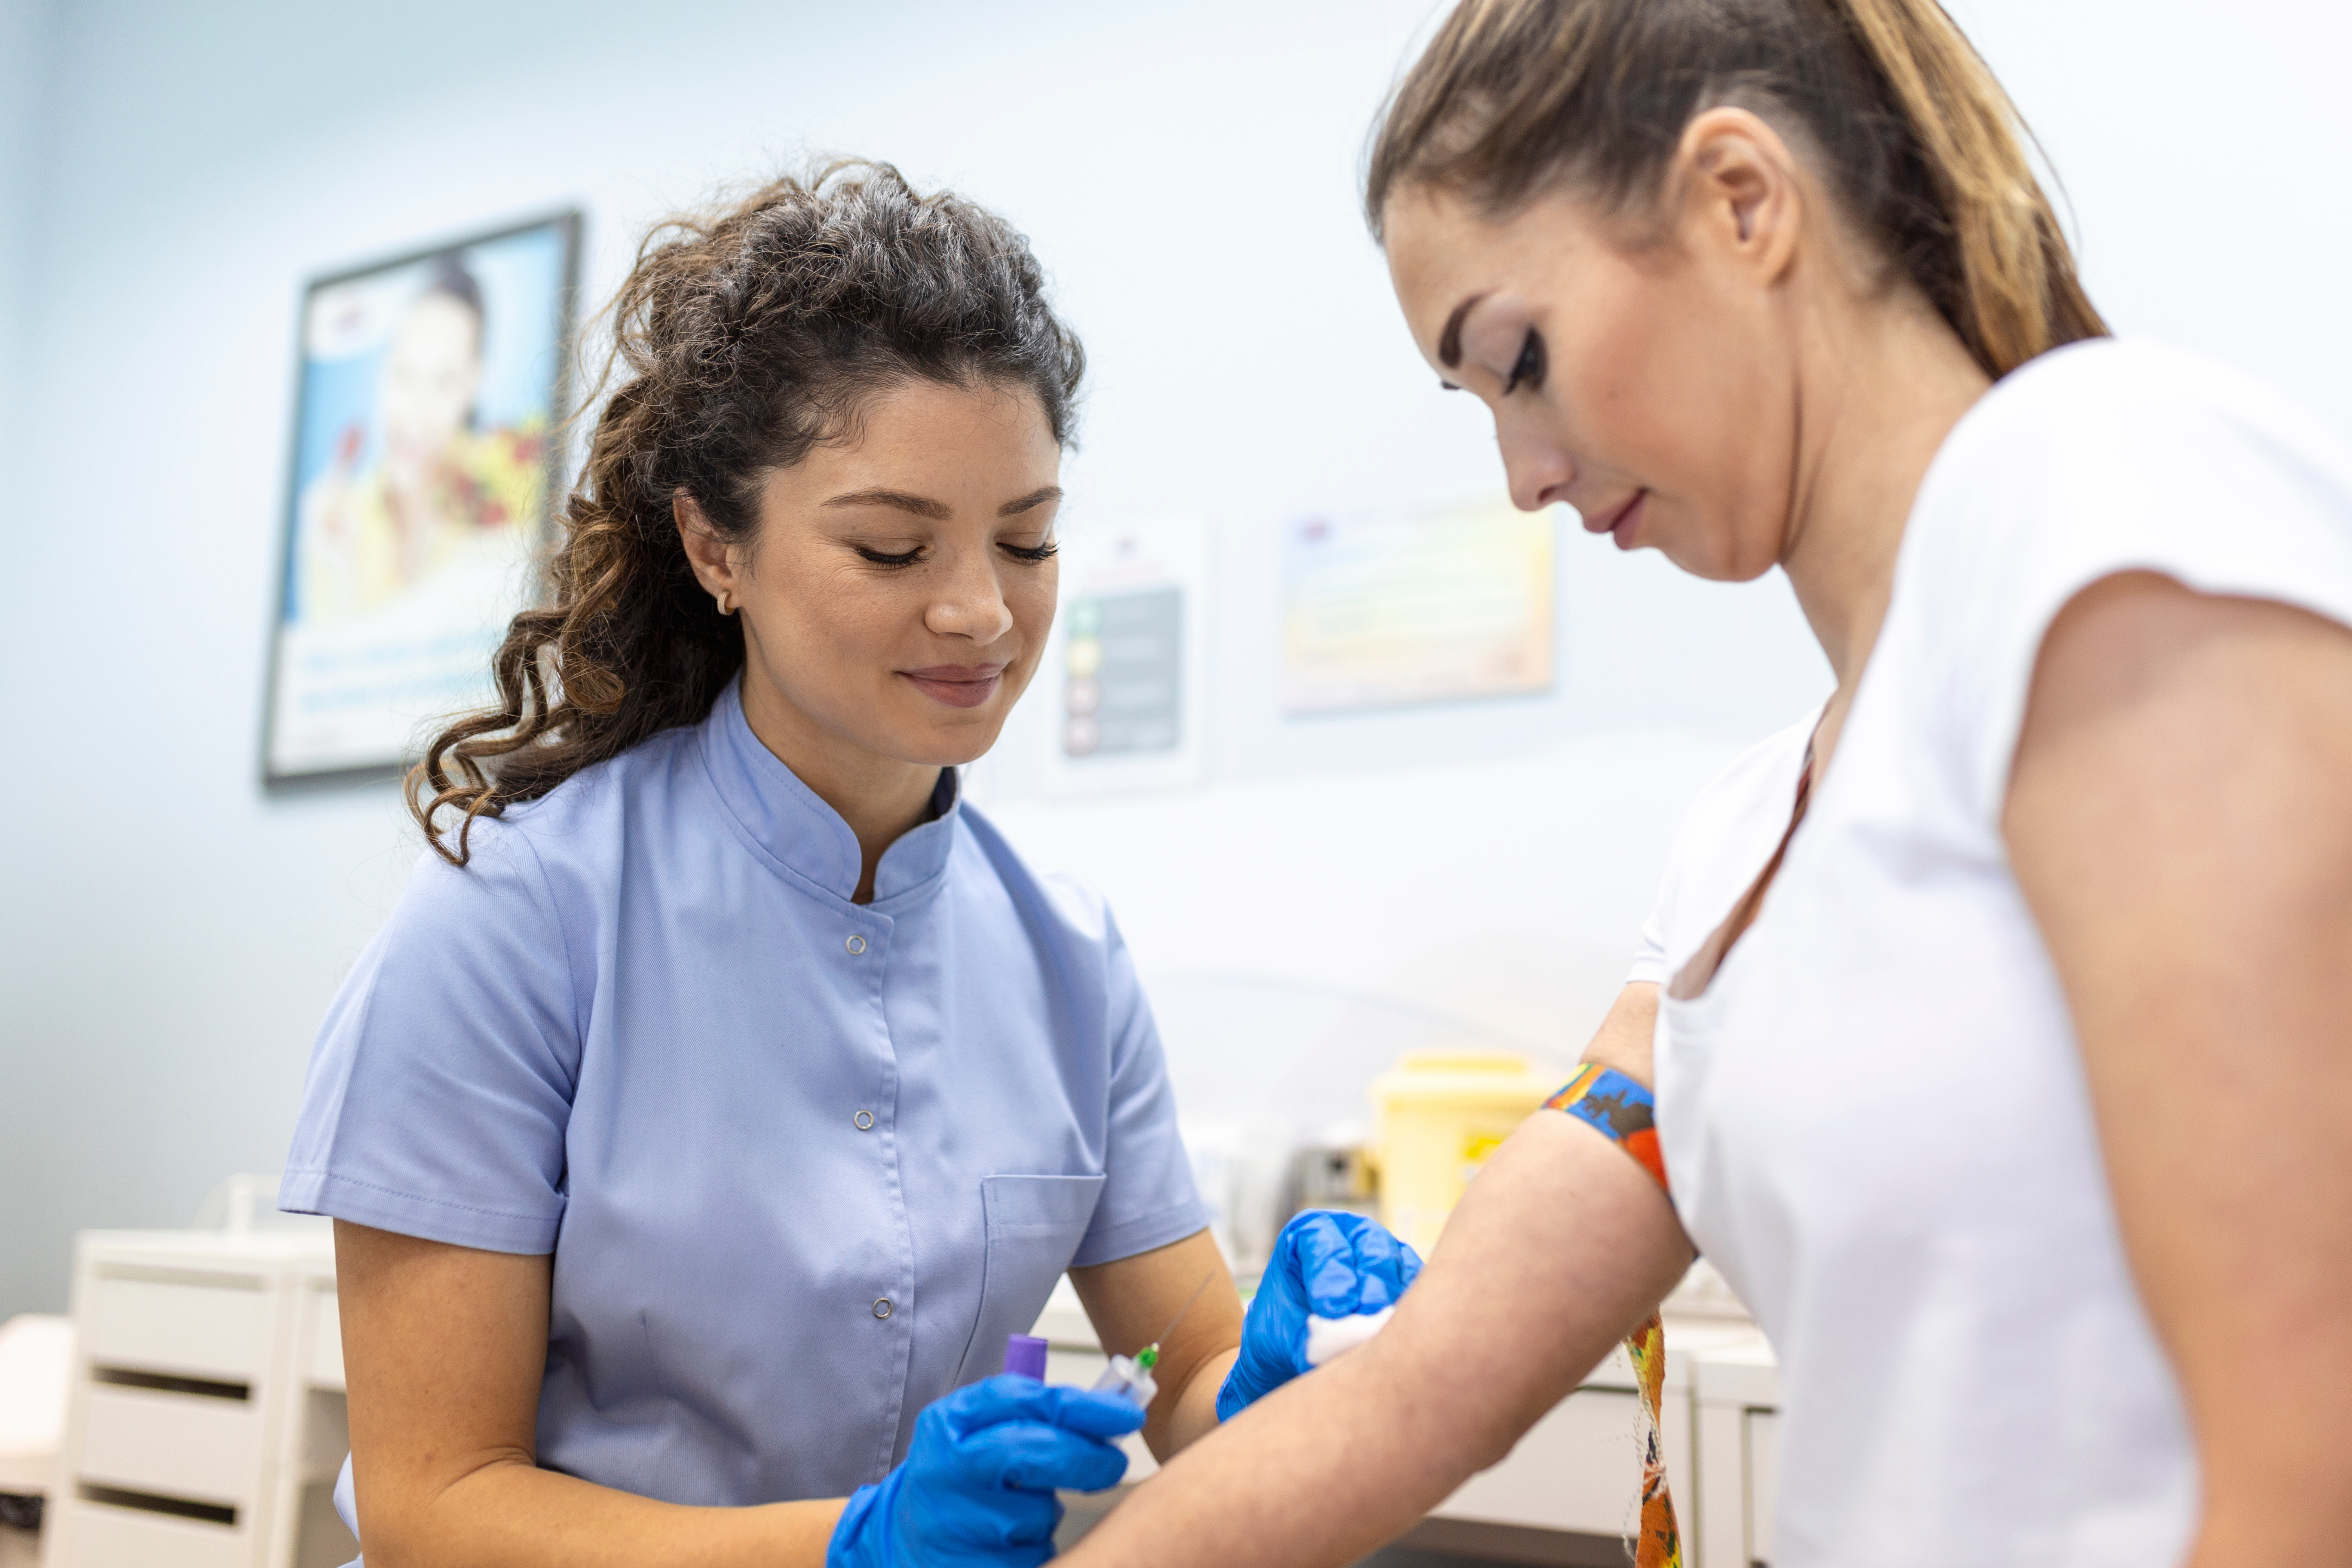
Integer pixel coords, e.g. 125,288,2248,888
1674,105,1805,285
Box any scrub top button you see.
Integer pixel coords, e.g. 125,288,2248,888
873,1298,893,1320
854,1110,875,1131
846,934,867,955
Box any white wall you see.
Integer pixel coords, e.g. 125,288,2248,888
1950,0,2352,432
2,0,2346,1316
0,0,52,552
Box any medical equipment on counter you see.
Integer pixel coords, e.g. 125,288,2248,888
1369,1052,1562,1258
1151,971,1562,1265
1281,1136,1378,1224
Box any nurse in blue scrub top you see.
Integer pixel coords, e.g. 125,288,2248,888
280,161,1423,1568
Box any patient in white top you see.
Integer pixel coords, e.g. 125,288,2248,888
1054,2,2352,1566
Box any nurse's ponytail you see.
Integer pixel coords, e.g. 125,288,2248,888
1364,0,2106,379
411,160,1086,866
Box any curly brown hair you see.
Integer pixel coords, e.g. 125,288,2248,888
410,159,1087,865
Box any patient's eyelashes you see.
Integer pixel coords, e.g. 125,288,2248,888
1503,329,1547,396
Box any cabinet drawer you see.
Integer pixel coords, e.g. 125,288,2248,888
1434,1387,1643,1535
56,1498,248,1568
79,1386,263,1508
87,1274,267,1381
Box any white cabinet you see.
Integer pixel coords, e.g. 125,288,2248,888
42,1233,355,1568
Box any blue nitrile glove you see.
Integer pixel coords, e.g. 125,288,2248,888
826,1375,1145,1568
1217,1209,1423,1421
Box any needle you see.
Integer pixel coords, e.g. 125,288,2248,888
1138,1270,1218,1365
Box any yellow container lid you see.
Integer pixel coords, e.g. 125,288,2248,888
1367,1051,1562,1109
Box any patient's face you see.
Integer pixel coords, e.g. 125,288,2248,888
1382,182,1801,585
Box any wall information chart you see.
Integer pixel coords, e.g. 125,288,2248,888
1281,499,1556,714
1061,587,1185,760
1044,517,1207,793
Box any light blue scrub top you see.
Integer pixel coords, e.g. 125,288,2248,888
281,678,1206,1506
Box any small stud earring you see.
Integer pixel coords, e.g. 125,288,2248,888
715,590,732,616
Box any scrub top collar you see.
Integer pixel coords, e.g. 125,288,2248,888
698,675,962,909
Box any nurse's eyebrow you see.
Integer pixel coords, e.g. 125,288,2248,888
1436,291,1488,371
998,486,1062,518
823,487,950,520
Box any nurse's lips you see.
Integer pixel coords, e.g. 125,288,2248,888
900,663,1005,709
1583,489,1648,550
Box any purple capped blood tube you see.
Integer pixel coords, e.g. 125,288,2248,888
1004,1333,1049,1381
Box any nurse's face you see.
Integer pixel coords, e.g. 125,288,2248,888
1381,178,1798,582
732,377,1061,771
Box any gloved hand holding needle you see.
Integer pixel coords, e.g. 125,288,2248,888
1217,1210,1424,1421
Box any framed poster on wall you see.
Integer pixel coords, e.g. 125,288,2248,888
260,211,581,786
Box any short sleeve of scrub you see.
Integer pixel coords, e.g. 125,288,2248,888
281,827,581,1254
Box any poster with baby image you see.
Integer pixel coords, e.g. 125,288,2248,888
263,211,580,784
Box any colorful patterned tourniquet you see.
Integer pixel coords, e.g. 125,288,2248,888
1544,1065,1681,1568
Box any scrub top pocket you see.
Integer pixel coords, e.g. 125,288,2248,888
952,1173,1107,1385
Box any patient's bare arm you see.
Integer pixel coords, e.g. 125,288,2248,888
1059,1108,1693,1568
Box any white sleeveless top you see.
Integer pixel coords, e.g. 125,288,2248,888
1626,704,1818,992
1651,340,2352,1567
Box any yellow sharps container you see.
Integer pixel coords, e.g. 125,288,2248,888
1369,1052,1561,1259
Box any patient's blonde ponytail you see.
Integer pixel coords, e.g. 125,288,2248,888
1828,0,2104,372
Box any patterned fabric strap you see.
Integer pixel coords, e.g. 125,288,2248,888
1545,1064,1682,1568
1544,1063,1669,1191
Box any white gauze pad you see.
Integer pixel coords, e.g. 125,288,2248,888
1303,1305,1396,1367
